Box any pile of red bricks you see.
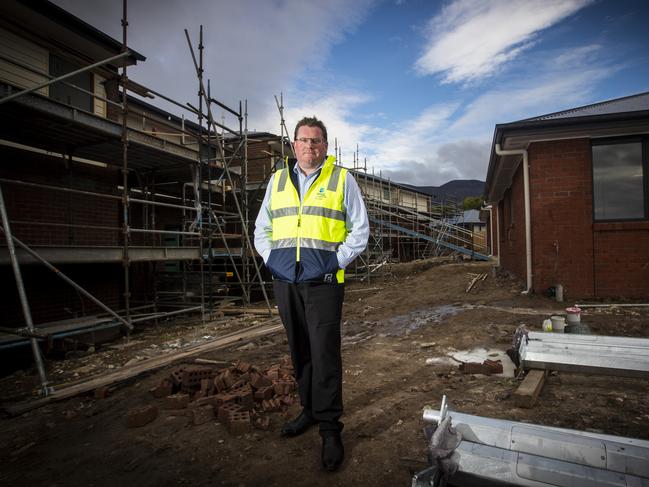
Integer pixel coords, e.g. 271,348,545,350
148,357,297,434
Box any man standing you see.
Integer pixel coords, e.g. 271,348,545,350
254,116,369,471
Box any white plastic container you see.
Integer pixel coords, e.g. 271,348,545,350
550,315,566,332
565,306,581,324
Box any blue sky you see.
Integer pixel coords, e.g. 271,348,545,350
54,0,649,186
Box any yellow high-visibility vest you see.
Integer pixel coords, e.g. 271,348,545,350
268,155,347,283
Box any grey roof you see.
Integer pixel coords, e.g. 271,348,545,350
519,91,649,122
462,209,482,224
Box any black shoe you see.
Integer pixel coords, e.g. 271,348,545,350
281,410,317,437
320,428,344,471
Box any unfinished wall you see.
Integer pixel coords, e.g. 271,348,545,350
1,149,120,246
1,264,122,327
1,149,123,325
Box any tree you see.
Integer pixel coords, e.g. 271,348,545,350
463,195,483,210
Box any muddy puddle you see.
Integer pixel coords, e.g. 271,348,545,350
343,305,465,345
381,305,463,336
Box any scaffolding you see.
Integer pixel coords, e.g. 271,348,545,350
338,148,490,281
0,2,274,395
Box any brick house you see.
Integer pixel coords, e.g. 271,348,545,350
485,92,649,299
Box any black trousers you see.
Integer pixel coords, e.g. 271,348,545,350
273,280,345,427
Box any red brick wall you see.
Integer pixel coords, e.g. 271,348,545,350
495,138,649,299
593,222,649,298
0,149,120,246
528,139,595,298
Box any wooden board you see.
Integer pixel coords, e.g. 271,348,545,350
2,319,282,416
513,369,548,408
220,307,278,316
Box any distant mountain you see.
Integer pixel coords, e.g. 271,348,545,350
405,179,485,201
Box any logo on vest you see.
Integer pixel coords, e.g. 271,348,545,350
315,187,326,200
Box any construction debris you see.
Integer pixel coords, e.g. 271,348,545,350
2,320,283,416
148,358,297,435
518,331,649,378
458,359,503,375
465,272,488,293
126,405,158,428
415,399,649,486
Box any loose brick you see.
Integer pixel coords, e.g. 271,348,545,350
149,379,173,398
169,370,184,387
164,393,190,410
214,375,227,393
228,411,251,435
273,380,294,396
94,386,110,399
181,367,214,392
231,372,250,389
250,372,272,389
189,395,221,409
484,359,504,374
253,416,270,431
218,402,242,423
200,378,214,395
232,384,254,411
191,405,215,425
220,369,235,388
235,360,252,373
126,405,158,428
254,386,274,401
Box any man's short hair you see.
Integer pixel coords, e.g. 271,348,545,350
294,116,328,142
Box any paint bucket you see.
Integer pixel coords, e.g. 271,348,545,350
565,306,581,324
550,315,566,333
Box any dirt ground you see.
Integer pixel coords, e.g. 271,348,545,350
1,259,649,487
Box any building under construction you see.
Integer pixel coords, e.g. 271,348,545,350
0,1,487,374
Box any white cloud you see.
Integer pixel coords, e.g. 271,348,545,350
415,0,593,84
52,0,375,130
269,43,615,188
362,44,616,186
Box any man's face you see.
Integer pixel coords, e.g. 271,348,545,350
293,125,328,171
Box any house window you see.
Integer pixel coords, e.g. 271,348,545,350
592,139,646,221
49,54,93,112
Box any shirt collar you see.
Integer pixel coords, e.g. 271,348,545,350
293,160,325,177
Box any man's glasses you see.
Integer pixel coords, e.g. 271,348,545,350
296,137,324,145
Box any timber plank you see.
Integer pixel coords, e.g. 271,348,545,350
514,369,548,409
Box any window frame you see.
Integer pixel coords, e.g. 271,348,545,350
591,136,648,223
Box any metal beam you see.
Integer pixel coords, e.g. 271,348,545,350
417,408,649,487
520,332,649,378
0,246,201,264
0,184,50,395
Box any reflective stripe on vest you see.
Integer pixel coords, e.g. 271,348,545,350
269,156,347,282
